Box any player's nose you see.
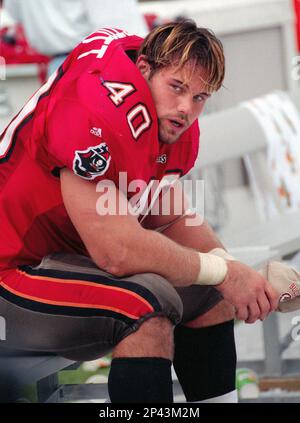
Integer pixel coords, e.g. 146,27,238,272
177,95,193,117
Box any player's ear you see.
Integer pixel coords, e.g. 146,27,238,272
136,55,152,79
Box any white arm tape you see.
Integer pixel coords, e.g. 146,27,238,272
196,252,228,285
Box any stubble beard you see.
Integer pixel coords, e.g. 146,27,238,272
158,118,182,144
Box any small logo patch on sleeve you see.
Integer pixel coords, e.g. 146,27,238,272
90,127,102,137
73,142,111,180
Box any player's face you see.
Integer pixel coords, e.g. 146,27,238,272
138,58,210,144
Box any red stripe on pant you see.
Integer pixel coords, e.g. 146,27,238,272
0,268,154,320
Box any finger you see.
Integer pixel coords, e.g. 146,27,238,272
245,302,260,324
257,292,272,321
236,306,248,322
264,283,280,311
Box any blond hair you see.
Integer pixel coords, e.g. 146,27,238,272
138,20,225,93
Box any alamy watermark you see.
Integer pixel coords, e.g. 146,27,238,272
291,315,300,341
94,172,206,226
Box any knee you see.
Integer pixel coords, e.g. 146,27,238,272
113,316,174,359
137,316,174,339
111,272,183,359
127,272,184,325
184,299,235,328
127,315,174,348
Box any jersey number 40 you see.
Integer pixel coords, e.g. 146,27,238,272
102,81,152,140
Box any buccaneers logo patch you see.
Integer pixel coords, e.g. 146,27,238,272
73,143,111,180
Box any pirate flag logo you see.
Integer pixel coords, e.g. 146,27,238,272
73,142,111,180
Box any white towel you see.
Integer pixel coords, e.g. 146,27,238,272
242,91,300,220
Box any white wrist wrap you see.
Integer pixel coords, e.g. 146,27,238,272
196,252,228,285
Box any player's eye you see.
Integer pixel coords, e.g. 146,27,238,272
170,84,183,93
194,95,206,103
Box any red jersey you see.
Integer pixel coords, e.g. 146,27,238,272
0,28,199,270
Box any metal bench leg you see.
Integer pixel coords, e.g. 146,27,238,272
37,373,59,403
263,313,282,376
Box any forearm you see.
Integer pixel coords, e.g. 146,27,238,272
120,226,200,287
101,213,226,286
161,212,225,253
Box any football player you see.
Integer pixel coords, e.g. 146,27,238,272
0,21,278,402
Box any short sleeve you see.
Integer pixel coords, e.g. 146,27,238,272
46,99,116,182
